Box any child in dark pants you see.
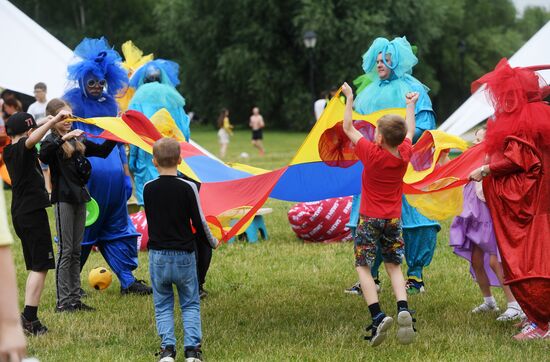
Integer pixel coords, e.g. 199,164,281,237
39,98,118,312
143,138,218,362
341,82,418,346
3,111,70,335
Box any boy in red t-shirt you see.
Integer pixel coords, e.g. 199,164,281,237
341,82,418,346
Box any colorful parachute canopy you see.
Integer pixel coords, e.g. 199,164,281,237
79,91,481,241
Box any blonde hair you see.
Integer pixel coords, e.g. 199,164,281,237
46,98,86,158
153,138,181,167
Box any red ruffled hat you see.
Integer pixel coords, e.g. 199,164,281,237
471,59,550,154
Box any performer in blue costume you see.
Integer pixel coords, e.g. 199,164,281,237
63,37,152,295
127,59,190,206
346,37,440,295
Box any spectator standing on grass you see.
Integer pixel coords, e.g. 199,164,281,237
314,91,327,120
217,108,233,158
27,82,52,194
249,106,265,156
27,83,48,122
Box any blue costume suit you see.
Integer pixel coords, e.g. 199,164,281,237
128,82,190,205
127,60,190,205
351,37,440,284
64,88,140,289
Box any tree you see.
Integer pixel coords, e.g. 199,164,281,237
10,0,550,129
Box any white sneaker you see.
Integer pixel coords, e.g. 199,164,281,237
472,302,500,314
496,306,525,322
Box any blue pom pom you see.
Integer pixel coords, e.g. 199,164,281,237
67,37,128,96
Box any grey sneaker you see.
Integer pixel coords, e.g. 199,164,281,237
396,309,416,345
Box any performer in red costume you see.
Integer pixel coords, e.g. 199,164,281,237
469,59,550,340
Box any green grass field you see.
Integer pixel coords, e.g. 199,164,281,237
5,126,549,361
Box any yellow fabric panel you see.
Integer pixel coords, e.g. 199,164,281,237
208,206,255,240
78,116,199,181
403,130,468,184
0,180,13,246
150,108,186,141
290,91,406,165
406,186,464,220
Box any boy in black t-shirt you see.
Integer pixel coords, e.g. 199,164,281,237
3,111,70,335
143,138,218,362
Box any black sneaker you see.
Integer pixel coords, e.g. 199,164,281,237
74,301,95,311
21,315,48,336
121,279,153,295
184,347,203,362
156,345,176,362
55,303,79,313
199,286,208,299
364,313,393,347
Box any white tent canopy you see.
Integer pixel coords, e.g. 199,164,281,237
439,21,550,136
0,0,73,98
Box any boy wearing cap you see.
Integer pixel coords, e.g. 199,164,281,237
3,111,70,335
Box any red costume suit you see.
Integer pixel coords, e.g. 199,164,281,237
476,59,550,331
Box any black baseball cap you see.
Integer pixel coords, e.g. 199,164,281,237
6,112,37,136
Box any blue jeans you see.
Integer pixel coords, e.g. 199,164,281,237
149,249,202,349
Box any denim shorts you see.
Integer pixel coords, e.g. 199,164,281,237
354,216,404,267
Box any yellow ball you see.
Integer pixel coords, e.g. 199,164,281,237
88,267,113,290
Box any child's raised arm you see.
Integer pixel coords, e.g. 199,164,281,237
25,110,71,149
405,92,419,141
341,82,362,145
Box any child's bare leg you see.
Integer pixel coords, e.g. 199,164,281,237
471,245,491,297
490,255,523,321
24,271,47,306
384,262,407,302
356,265,379,305
489,255,516,303
257,140,265,154
471,246,499,313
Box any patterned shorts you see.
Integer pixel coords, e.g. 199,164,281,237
354,216,404,267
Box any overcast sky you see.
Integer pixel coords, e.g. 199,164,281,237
512,0,550,14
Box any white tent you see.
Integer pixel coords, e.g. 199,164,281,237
439,21,550,136
0,0,73,98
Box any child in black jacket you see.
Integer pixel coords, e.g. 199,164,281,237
39,98,117,312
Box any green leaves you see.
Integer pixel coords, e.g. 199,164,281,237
11,0,550,129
